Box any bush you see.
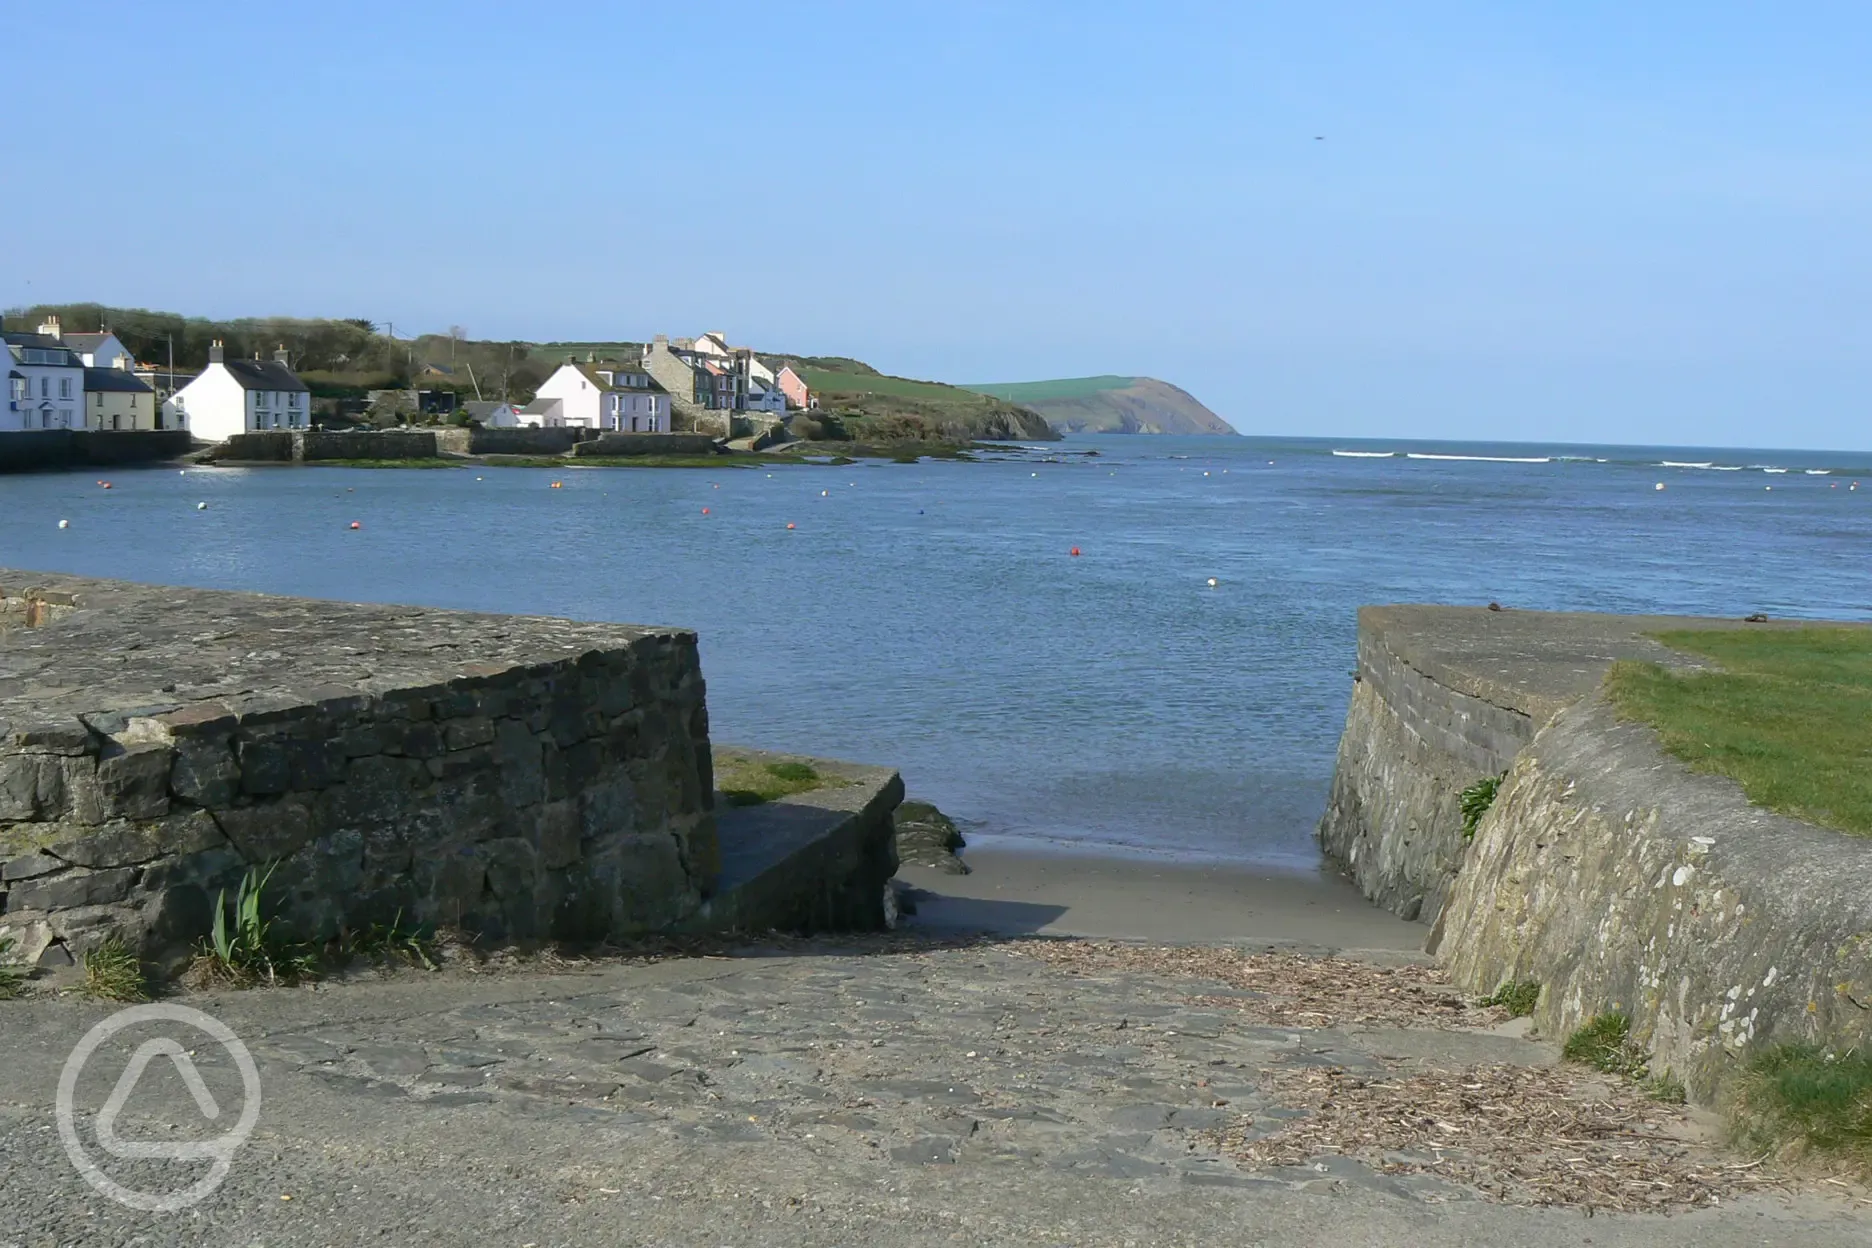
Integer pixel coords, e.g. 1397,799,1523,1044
1479,979,1541,1018
1460,773,1506,840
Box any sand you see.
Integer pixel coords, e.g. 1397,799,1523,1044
894,842,1426,954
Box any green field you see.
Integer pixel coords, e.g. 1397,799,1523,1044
1605,627,1872,835
798,367,983,402
527,342,642,363
960,376,1139,402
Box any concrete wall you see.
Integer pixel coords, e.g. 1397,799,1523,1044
470,427,591,456
572,433,719,458
1436,696,1872,1102
0,429,194,472
0,572,717,974
1321,603,1872,1104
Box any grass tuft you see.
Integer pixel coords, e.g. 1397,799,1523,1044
1562,1012,1652,1080
82,938,149,1002
1729,1044,1872,1171
336,911,439,970
1479,979,1541,1018
1459,773,1506,840
1605,627,1872,835
191,863,317,986
0,936,27,999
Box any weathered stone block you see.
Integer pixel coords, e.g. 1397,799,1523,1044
535,799,581,870
217,802,317,862
96,740,173,820
47,811,223,869
169,733,239,807
2,852,61,881
443,717,496,751
8,866,139,912
0,754,66,820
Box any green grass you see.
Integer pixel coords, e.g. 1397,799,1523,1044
476,455,747,470
1730,1044,1872,1170
1563,1012,1652,1079
302,458,461,469
715,754,836,807
336,912,439,970
82,938,148,1002
0,937,26,999
1604,627,1872,835
193,864,317,986
797,368,983,403
960,375,1139,402
1479,979,1540,1017
1459,773,1506,840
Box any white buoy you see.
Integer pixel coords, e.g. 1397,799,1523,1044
197,502,207,510
1031,472,1038,477
1203,471,1210,477
821,489,828,497
1207,578,1218,587
1655,482,1665,491
58,519,70,529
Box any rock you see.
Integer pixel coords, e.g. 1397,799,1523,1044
894,800,967,874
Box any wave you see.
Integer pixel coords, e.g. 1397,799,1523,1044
1405,453,1551,463
1660,461,1715,469
1331,450,1396,458
1761,467,1789,474
1806,469,1831,476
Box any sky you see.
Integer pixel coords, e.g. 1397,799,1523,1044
3,1,1867,449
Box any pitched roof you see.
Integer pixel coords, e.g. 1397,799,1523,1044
83,367,153,394
3,332,78,359
62,332,117,352
519,397,563,416
571,362,666,393
219,359,308,392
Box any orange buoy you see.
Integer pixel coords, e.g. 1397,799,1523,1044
101,482,113,489
1070,547,1081,556
702,507,710,515
349,521,361,530
786,522,796,530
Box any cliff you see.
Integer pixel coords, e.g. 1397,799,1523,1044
785,363,1060,442
961,376,1236,435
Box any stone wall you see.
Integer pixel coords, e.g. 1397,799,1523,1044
470,427,591,456
0,571,716,973
219,432,296,461
572,433,719,458
217,431,439,462
1435,695,1872,1101
0,430,194,473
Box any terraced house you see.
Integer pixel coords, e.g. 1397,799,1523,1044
2,330,83,431
529,356,670,431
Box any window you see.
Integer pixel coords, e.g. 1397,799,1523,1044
40,377,49,398
60,408,73,427
60,377,71,398
288,392,299,409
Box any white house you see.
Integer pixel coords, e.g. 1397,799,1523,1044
531,359,670,432
3,331,84,431
744,380,787,415
50,323,137,371
163,342,311,441
463,400,521,428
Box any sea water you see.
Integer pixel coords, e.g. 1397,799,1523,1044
4,435,1867,868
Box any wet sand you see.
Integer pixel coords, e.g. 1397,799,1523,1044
894,843,1426,954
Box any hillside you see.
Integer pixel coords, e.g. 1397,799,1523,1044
962,376,1236,435
780,362,1059,442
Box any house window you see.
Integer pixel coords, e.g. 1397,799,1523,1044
40,377,49,398
288,392,299,408
60,408,73,426
60,377,71,398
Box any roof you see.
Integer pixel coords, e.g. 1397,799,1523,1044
218,359,308,392
463,401,516,418
519,397,563,415
570,362,666,394
61,332,117,352
3,332,78,360
83,368,153,394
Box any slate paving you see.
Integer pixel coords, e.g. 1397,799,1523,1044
0,939,1865,1246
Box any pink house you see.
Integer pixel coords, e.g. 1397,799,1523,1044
775,364,815,411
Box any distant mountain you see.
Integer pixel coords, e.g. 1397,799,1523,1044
960,376,1236,435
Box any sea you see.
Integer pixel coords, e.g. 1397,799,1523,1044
4,435,1868,870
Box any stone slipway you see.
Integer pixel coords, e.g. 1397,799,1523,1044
1320,603,1872,1103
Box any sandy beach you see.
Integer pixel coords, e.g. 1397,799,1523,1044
894,842,1425,953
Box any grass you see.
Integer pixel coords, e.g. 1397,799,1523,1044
193,863,317,986
1730,1044,1872,1170
1604,627,1872,836
1479,979,1541,1017
1563,1012,1653,1080
335,912,439,971
0,937,26,999
82,938,149,1002
960,375,1139,402
476,454,747,470
715,754,834,807
302,458,461,469
1459,773,1505,840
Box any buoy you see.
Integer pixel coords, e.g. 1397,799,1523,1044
58,519,70,529
101,482,112,489
1203,471,1210,477
1070,547,1081,557
1655,483,1665,491
701,507,710,515
476,476,483,481
1207,578,1218,587
786,522,796,530
1765,485,1772,491
349,521,361,529
179,469,186,475
1031,472,1038,477
918,509,925,515
551,481,563,489
197,502,207,510
821,490,828,497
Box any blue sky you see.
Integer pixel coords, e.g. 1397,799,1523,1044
4,1,1867,448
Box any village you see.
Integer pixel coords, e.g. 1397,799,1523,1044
3,318,818,445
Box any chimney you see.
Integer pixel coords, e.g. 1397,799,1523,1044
209,339,225,364
38,315,60,341
587,351,597,364
273,345,290,366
